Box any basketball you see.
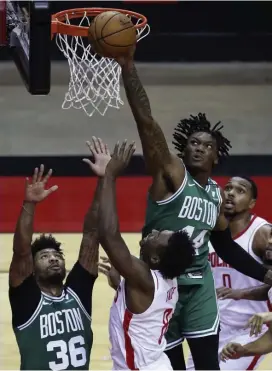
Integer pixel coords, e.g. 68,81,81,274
88,11,137,58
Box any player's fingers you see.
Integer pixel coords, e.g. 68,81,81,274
25,177,30,189
217,287,229,299
125,142,136,163
97,137,105,153
43,168,53,185
105,144,111,156
32,167,39,184
92,136,101,153
244,317,253,330
82,158,94,168
221,348,232,359
98,263,111,271
249,317,260,337
37,164,45,182
45,185,58,196
119,140,127,157
113,142,120,157
256,318,264,336
86,141,95,155
98,267,109,276
100,256,110,263
222,291,235,299
220,351,228,362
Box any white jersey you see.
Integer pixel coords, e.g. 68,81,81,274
109,270,178,370
209,214,271,328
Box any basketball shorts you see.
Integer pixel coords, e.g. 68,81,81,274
165,263,219,350
186,322,266,370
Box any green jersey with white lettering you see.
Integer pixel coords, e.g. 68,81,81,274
142,169,222,285
10,262,96,370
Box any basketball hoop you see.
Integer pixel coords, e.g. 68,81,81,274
51,8,150,117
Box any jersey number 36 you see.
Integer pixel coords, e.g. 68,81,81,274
47,335,87,370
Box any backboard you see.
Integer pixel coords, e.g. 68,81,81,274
0,0,51,95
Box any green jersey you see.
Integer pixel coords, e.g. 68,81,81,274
9,262,96,370
143,169,222,284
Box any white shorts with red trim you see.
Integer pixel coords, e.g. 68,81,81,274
139,353,173,370
186,326,266,370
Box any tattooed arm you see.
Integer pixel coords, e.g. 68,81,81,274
120,58,184,193
9,165,58,287
78,137,112,275
78,178,102,275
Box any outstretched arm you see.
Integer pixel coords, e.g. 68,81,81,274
242,328,272,355
217,284,270,301
98,141,152,291
120,57,184,187
221,326,272,361
78,137,112,276
78,179,102,275
9,166,58,287
211,188,272,285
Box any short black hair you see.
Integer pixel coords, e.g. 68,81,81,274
158,230,195,280
173,112,232,161
31,234,64,258
235,175,258,200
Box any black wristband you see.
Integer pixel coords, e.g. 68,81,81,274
210,227,268,283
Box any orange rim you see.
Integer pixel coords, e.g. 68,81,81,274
51,7,148,38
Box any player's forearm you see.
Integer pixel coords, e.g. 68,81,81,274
99,175,120,241
243,330,272,356
82,178,103,234
13,201,35,254
239,284,270,301
211,228,268,283
98,175,132,268
78,178,103,274
122,61,152,121
121,61,171,172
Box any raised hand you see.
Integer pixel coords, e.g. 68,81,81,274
98,256,121,290
24,165,58,203
115,44,136,66
105,140,136,178
82,136,111,177
220,342,246,362
245,312,272,337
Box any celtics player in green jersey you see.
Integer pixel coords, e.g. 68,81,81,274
9,137,111,371
114,47,272,370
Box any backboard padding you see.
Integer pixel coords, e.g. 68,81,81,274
5,1,52,95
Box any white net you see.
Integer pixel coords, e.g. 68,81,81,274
54,11,150,117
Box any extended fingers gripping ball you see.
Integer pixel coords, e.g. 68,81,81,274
88,11,137,58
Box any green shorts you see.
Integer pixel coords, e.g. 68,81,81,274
165,264,219,350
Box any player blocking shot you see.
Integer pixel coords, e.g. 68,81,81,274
108,44,272,370
187,176,272,370
8,137,111,370
93,140,195,370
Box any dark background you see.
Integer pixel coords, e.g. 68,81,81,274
1,1,271,61
49,1,272,62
